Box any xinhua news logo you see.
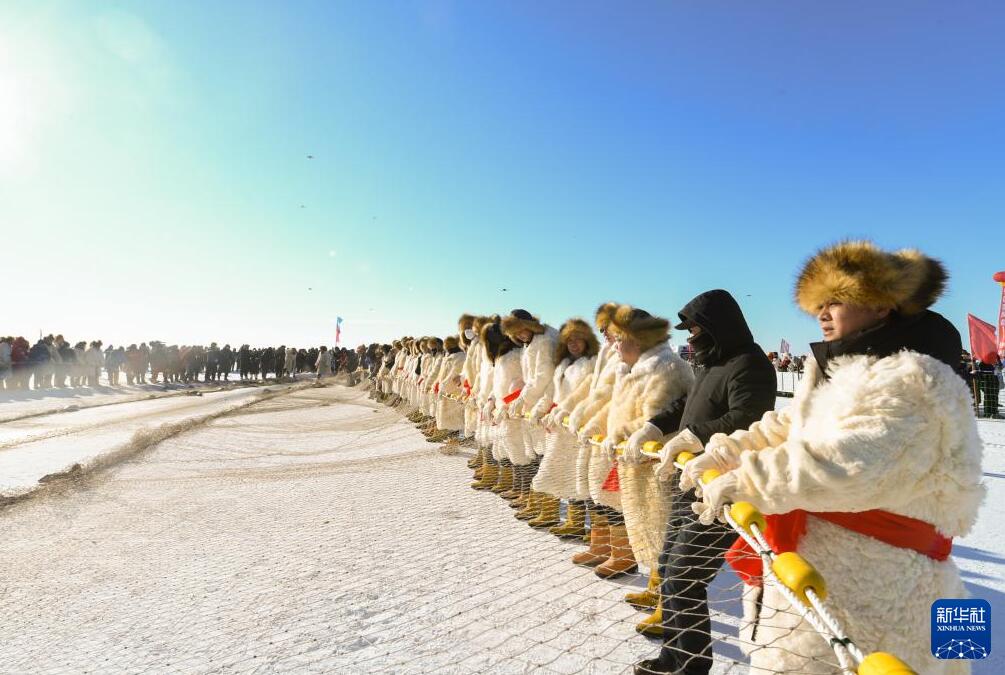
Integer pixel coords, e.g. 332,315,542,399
931,599,991,660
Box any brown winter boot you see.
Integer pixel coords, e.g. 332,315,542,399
491,464,514,494
509,466,530,507
625,567,661,609
472,449,487,478
500,464,523,501
515,491,540,520
572,517,610,567
467,451,481,468
594,524,638,579
528,494,561,529
549,501,587,539
635,605,664,637
471,461,498,490
427,429,452,443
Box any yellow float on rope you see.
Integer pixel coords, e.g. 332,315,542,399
592,434,606,444
701,468,722,485
771,551,827,606
563,416,571,426
523,412,532,419
729,502,767,535
642,440,663,454
857,652,917,675
675,451,697,465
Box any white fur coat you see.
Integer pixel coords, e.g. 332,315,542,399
532,355,599,498
608,344,693,567
719,352,984,675
491,350,527,463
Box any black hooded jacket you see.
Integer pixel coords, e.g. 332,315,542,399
650,290,777,442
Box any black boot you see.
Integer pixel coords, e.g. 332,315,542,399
633,658,675,675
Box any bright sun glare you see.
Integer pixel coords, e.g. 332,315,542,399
0,32,52,173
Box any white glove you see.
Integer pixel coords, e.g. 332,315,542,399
654,428,704,482
679,444,743,494
601,436,619,461
528,405,545,425
539,409,556,431
623,422,664,465
577,423,600,445
568,408,585,432
691,472,739,525
493,407,507,424
549,408,568,429
481,400,495,419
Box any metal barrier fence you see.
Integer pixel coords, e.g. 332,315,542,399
970,370,1002,419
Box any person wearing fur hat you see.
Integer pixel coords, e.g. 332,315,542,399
478,321,522,496
500,309,560,526
563,303,623,565
588,305,693,581
471,317,502,488
533,319,601,537
669,242,983,675
418,337,444,424
633,289,775,675
390,339,408,399
454,314,479,451
429,336,465,443
460,316,488,466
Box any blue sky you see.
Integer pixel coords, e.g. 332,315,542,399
3,1,1003,351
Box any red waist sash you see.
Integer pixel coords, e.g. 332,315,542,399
463,379,472,397
503,388,522,405
727,509,953,586
602,465,620,492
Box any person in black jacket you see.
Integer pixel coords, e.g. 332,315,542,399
633,289,776,675
28,338,52,390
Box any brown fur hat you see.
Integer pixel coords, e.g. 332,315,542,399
795,240,948,316
480,320,513,363
556,318,600,363
472,314,497,337
457,314,476,347
444,335,460,351
425,337,442,352
608,304,670,352
595,302,618,332
501,309,545,343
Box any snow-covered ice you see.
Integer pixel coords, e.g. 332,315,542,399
0,383,1001,673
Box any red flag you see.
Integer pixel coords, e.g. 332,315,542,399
968,314,998,363
998,286,1005,359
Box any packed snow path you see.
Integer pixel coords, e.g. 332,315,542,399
0,383,1001,673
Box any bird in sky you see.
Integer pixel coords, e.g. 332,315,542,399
307,154,314,159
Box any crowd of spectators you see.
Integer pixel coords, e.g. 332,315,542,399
0,335,383,393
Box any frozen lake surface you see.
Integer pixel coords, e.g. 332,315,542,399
0,383,1000,673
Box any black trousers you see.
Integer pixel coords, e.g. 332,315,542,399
656,487,737,674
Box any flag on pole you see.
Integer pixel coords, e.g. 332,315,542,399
997,285,1005,360
336,316,343,345
780,339,791,354
968,313,998,363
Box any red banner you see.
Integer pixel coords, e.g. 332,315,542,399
968,313,998,363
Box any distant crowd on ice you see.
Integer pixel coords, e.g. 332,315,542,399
0,337,381,392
